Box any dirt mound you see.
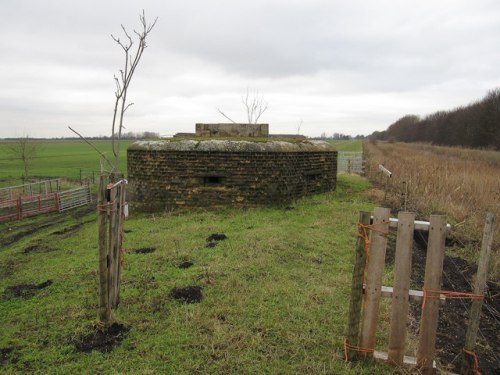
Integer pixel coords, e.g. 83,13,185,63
178,261,193,269
135,247,156,254
206,233,227,242
74,323,130,353
205,233,227,248
170,286,203,303
2,280,53,299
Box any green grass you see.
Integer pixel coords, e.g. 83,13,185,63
329,140,363,152
0,140,133,185
0,175,395,374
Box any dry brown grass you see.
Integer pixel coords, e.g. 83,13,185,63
363,141,499,270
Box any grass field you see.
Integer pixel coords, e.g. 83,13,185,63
328,140,363,152
0,175,398,374
0,140,133,186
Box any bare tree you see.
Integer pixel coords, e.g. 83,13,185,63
5,136,41,178
297,119,303,135
217,88,268,124
110,10,157,176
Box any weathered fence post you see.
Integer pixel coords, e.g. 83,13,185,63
107,184,119,308
388,211,415,365
98,174,111,323
359,207,391,356
417,214,447,374
346,211,371,359
116,181,126,306
460,212,496,374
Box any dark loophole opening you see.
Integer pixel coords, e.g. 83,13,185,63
204,176,223,185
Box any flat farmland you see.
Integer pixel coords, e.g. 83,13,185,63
0,140,133,186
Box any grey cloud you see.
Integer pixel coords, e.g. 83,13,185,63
1,0,500,138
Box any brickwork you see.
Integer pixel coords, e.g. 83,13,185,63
127,140,337,211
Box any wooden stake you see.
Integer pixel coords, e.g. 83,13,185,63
98,175,110,323
107,185,119,309
360,207,391,356
388,211,415,365
114,182,126,307
460,212,496,374
417,215,447,375
346,211,371,359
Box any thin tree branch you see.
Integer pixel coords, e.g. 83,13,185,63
68,126,114,170
217,108,237,123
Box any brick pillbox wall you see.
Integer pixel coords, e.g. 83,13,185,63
127,139,337,211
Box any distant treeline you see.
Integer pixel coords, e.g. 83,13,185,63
370,89,500,150
316,133,365,140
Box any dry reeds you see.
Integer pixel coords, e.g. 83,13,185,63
363,141,500,247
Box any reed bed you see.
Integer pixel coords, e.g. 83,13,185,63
363,141,500,249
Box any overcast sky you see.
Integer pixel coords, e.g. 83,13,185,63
1,0,499,138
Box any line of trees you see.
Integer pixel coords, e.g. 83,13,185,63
370,89,500,150
318,133,365,140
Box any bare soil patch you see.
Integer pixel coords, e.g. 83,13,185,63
74,323,130,353
0,347,18,366
2,280,53,299
134,247,156,254
52,223,83,235
206,233,227,242
170,286,203,303
205,233,227,248
178,261,193,269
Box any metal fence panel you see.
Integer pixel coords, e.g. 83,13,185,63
58,186,92,211
338,151,364,174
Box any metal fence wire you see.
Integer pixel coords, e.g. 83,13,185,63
338,151,364,174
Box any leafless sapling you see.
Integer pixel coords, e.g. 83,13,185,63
5,135,41,178
110,11,157,176
217,88,268,124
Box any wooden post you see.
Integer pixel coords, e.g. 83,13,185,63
360,207,391,356
388,212,415,365
98,175,111,323
417,215,447,374
460,212,496,374
17,197,22,220
107,184,119,308
346,211,372,359
114,181,126,307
